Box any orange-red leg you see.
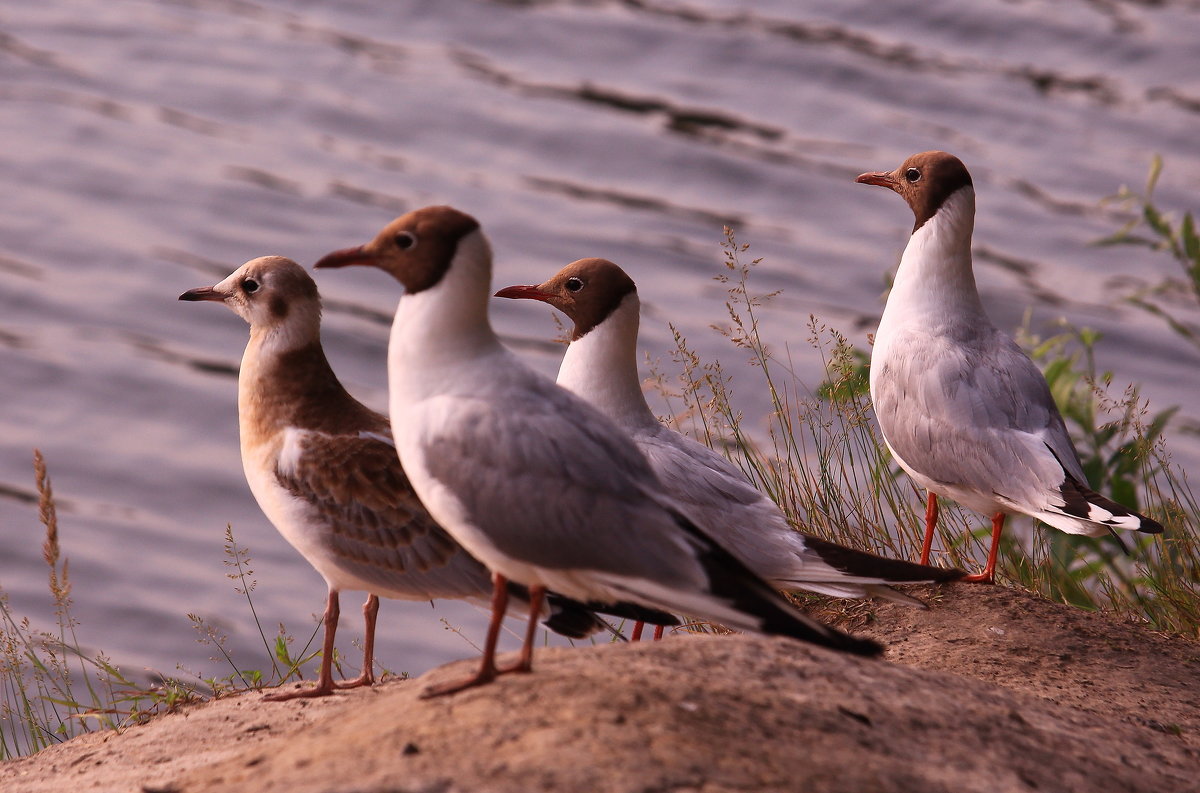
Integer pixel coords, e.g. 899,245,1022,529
920,492,939,565
421,572,510,698
335,593,379,690
499,585,545,674
962,512,1005,584
266,589,341,701
630,621,666,641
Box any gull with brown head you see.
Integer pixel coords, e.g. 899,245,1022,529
856,151,1163,583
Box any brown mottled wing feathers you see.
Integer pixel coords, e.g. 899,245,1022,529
277,432,472,582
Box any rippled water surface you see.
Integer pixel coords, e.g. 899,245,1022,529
2,0,1198,680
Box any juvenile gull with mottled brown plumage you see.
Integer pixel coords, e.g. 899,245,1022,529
179,256,666,699
856,151,1163,583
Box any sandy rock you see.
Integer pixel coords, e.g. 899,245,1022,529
1,585,1197,793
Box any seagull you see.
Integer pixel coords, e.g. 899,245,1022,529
855,151,1163,583
495,257,964,636
313,207,883,696
179,256,671,699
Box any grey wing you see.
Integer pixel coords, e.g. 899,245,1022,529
279,431,493,600
417,374,888,651
633,426,810,571
873,327,1084,503
636,426,767,515
634,426,940,598
420,378,706,588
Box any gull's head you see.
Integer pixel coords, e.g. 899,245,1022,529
495,257,637,341
178,255,320,333
313,205,482,295
855,151,973,231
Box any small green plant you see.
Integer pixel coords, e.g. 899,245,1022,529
182,526,322,696
1098,154,1200,351
1005,321,1197,627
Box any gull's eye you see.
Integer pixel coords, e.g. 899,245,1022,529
394,231,417,250
242,278,260,294
565,277,584,293
905,167,921,183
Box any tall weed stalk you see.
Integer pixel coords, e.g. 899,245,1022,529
0,452,196,759
0,456,321,759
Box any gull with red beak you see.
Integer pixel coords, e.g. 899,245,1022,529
314,207,883,696
179,256,665,699
496,258,964,640
855,151,1163,583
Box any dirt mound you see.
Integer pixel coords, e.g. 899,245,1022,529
1,584,1197,793
814,582,1200,748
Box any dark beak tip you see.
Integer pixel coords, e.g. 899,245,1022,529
178,287,223,302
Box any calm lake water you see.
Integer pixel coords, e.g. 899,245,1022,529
1,0,1198,682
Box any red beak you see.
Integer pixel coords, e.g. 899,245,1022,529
313,245,376,269
855,171,898,189
494,284,555,302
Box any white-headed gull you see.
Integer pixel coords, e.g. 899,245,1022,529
855,151,1163,583
314,207,883,696
495,256,964,635
179,256,671,698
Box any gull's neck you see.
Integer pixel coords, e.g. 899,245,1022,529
388,230,505,394
240,314,321,427
244,299,322,362
882,187,989,329
239,315,376,445
557,293,660,432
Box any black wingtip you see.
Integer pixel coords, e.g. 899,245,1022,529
538,592,679,639
803,535,968,583
669,510,885,658
586,600,680,628
540,594,607,639
1136,515,1165,535
1075,482,1165,535
1047,445,1166,536
845,634,886,658
753,596,885,658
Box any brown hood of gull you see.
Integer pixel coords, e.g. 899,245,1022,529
314,205,481,295
856,150,973,232
495,257,636,341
